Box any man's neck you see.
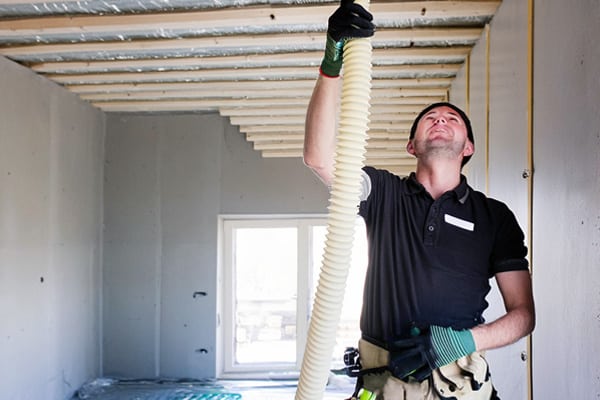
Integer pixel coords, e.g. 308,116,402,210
414,161,462,199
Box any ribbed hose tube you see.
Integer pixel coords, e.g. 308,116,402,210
295,4,372,399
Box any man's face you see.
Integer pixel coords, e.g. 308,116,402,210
407,106,474,163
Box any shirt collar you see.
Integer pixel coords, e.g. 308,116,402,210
407,172,470,204
406,172,425,195
455,176,470,204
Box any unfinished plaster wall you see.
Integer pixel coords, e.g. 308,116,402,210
531,0,600,398
453,0,600,398
477,1,530,398
102,113,328,379
0,56,104,399
103,114,223,378
450,1,531,397
219,122,329,214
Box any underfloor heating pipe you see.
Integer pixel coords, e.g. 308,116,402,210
295,2,372,399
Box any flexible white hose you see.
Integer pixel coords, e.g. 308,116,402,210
295,2,372,398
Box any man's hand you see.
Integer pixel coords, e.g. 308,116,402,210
320,0,375,77
388,325,476,381
328,0,375,42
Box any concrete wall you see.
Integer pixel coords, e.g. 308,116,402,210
452,0,600,398
0,56,105,399
102,113,328,379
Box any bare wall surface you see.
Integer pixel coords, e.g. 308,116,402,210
450,2,531,396
484,1,530,398
220,123,329,214
104,114,223,379
461,27,488,192
103,116,164,378
0,56,104,400
532,0,600,398
103,112,328,381
455,0,600,397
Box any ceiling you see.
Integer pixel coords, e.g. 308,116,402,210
0,0,501,175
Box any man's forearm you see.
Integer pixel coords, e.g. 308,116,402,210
303,74,341,186
471,306,535,352
471,269,535,351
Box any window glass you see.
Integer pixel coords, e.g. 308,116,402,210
234,227,297,364
221,217,367,376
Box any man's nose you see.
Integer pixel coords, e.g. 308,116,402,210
434,116,447,124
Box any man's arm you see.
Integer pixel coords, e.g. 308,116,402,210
471,269,536,351
303,0,374,187
303,75,341,186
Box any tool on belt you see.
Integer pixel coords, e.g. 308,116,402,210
338,325,477,399
333,346,386,399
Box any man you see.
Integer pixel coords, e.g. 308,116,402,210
303,1,535,399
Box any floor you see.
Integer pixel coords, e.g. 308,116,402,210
72,376,356,400
223,375,355,400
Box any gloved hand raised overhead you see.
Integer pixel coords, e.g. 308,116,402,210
320,0,375,77
388,325,476,382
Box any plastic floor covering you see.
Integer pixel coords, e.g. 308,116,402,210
72,376,356,400
73,378,242,400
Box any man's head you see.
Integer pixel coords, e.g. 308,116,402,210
408,102,475,167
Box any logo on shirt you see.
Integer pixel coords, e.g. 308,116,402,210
444,214,474,231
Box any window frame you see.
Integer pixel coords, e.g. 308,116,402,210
217,214,328,379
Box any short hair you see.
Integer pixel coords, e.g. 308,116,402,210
409,102,474,166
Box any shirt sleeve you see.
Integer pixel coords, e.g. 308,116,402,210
490,201,529,275
358,169,372,202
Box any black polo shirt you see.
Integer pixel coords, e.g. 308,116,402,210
358,167,528,346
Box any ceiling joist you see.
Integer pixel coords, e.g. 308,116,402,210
0,0,502,175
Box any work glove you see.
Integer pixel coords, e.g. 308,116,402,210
320,0,375,77
388,325,476,382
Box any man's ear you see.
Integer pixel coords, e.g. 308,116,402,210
463,141,474,157
406,140,416,156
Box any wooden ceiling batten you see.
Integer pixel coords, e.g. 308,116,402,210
0,2,497,38
0,28,482,60
0,0,502,172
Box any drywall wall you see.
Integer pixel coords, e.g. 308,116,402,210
484,1,530,397
453,0,600,398
103,113,328,379
103,114,223,378
0,56,105,399
450,0,531,396
483,1,531,398
103,115,166,378
531,0,600,398
219,122,329,214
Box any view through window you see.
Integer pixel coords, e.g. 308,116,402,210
220,217,367,376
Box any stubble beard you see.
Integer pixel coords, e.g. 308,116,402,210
413,137,466,163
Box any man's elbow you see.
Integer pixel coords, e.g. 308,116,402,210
303,151,333,186
303,150,321,171
525,305,536,335
515,303,536,340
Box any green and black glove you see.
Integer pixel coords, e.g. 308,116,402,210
320,0,375,77
388,325,476,382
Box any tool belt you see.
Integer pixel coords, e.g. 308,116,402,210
345,339,498,400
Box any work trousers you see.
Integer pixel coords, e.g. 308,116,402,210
358,339,498,400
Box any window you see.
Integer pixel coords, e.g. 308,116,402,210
219,216,367,378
